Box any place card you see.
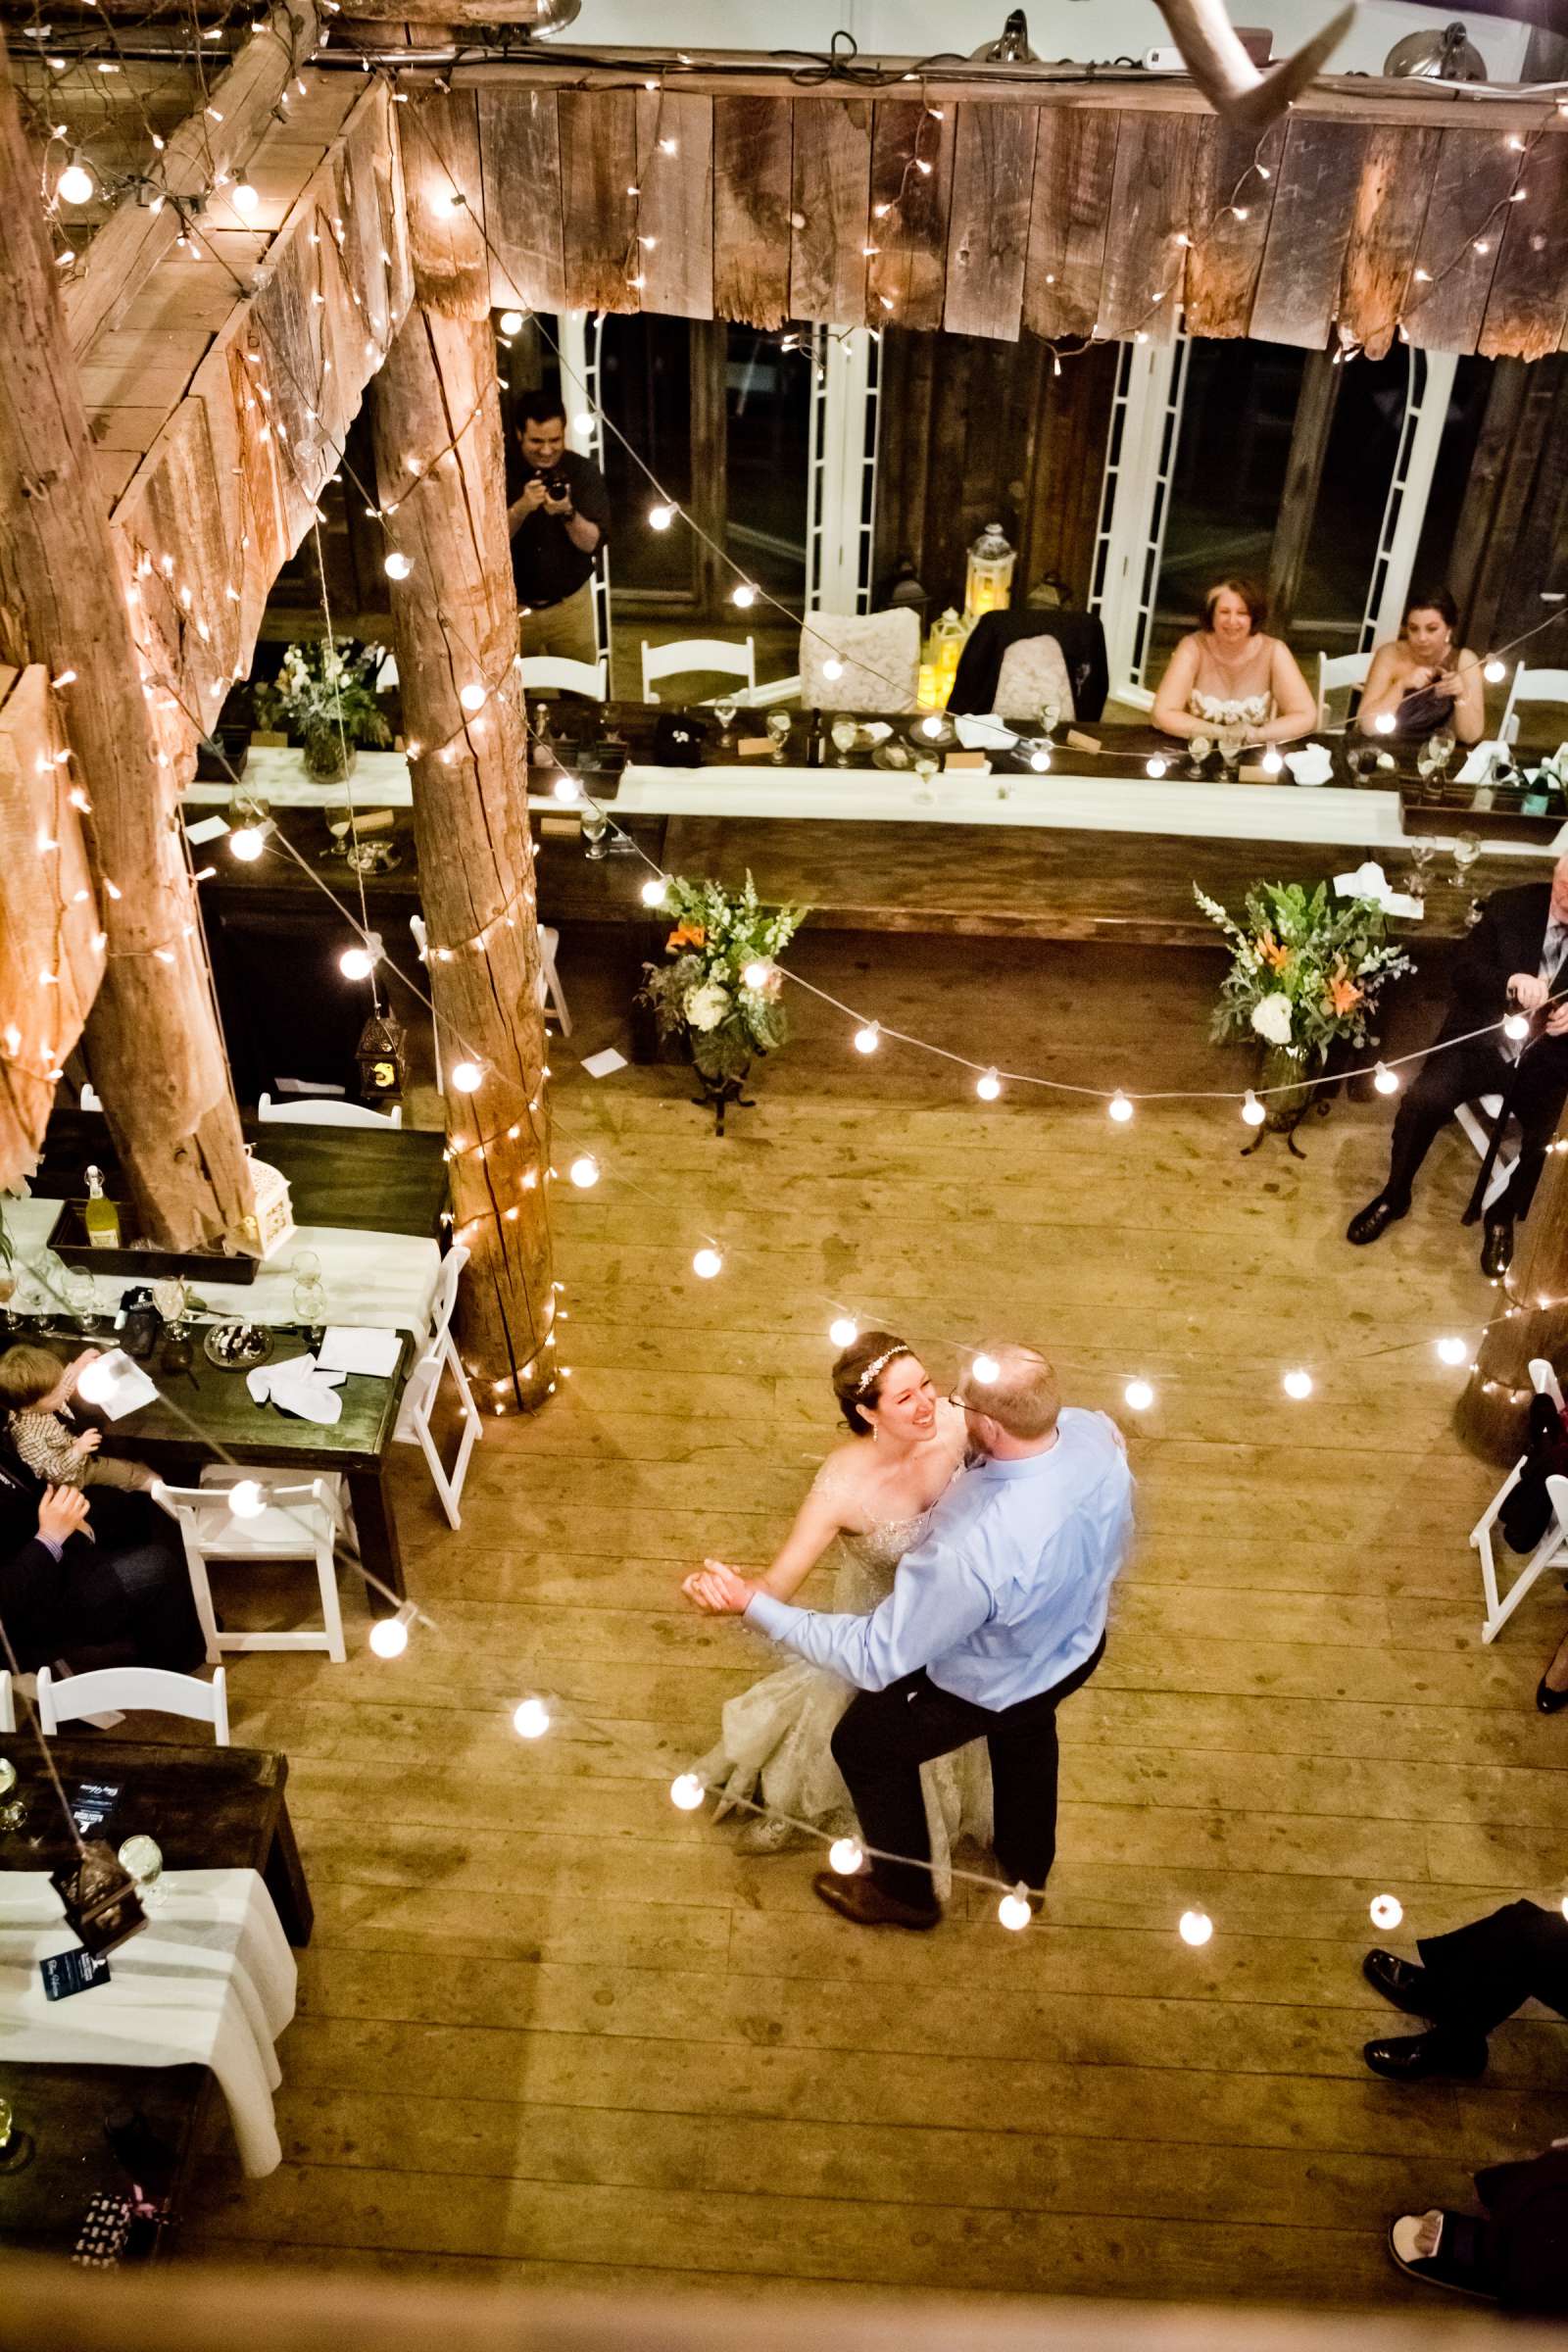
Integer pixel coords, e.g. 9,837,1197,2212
1238,762,1273,783
944,751,989,770
1064,729,1101,755
736,736,775,757
318,1326,403,1378
184,814,230,845
582,1047,628,1078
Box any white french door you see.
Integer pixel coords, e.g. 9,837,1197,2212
807,326,882,616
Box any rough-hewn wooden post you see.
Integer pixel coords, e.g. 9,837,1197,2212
368,100,555,1410
0,26,255,1252
1457,1127,1568,1463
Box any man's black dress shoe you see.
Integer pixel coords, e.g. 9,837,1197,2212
811,1871,941,1931
1364,2030,1488,2082
1481,1217,1515,1280
1537,1675,1568,1715
1347,1194,1407,1247
1363,1948,1440,2018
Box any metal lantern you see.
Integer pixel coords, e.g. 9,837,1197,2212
356,1009,409,1104
1383,21,1487,80
50,1842,146,1958
965,521,1016,621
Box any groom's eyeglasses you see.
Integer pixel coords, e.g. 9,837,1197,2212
947,1391,979,1411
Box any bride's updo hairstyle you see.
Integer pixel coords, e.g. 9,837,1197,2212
831,1330,914,1432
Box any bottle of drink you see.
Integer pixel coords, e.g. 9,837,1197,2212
82,1165,121,1250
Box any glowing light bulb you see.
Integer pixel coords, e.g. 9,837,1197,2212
1145,757,1167,778
383,550,412,579
692,1247,723,1280
339,936,381,980
1029,750,1052,773
57,160,93,205
229,825,265,861
228,178,260,221
75,1357,114,1404
1504,1010,1531,1042
1370,1893,1402,1932
829,1317,858,1348
1241,1090,1266,1127
1483,657,1506,684
368,1608,412,1658
433,188,466,218
998,1884,1033,1932
552,773,579,803
568,1154,600,1189
1282,1368,1314,1400
976,1067,1002,1102
1178,1908,1213,1948
970,1353,1000,1386
854,1023,880,1054
648,503,675,531
499,308,525,333
227,1479,266,1520
1260,749,1283,775
1373,710,1396,735
1373,1062,1399,1095
669,1772,706,1811
741,959,771,990
822,657,845,681
459,682,486,712
573,411,594,434
513,1697,550,1739
732,584,756,608
828,1837,863,1874
920,714,944,739
450,1060,483,1094
1107,1091,1134,1124
640,876,669,906
1436,1336,1467,1366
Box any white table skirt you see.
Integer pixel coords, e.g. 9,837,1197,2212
182,739,1563,858
0,1866,297,2177
4,1198,439,1338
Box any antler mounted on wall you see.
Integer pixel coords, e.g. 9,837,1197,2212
1153,0,1357,124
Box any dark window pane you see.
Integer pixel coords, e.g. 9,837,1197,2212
724,326,808,602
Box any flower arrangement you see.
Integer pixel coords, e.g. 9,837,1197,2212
641,873,806,1097
1195,879,1413,1065
254,639,391,781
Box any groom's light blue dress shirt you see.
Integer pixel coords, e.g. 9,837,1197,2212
744,1406,1134,1708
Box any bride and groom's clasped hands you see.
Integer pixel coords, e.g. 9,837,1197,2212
678,1333,1135,1931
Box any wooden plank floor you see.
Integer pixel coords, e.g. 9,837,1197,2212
178,927,1568,2307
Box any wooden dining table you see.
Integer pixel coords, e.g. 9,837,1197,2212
0,1736,309,2260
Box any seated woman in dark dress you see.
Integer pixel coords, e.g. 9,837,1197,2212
1357,588,1485,746
0,1452,203,1676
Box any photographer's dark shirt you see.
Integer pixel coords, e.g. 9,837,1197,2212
508,450,611,610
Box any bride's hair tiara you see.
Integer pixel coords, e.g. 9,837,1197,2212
855,1342,909,1395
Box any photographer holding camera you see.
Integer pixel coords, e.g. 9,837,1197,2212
508,388,610,672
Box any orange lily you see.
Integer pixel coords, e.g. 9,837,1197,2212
1256,930,1292,972
1327,975,1362,1016
666,922,706,951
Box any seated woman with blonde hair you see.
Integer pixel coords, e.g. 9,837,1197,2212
1152,577,1316,747
1357,588,1485,747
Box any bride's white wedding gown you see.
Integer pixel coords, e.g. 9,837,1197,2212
695,1498,994,1900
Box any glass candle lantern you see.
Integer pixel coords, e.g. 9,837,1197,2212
964,521,1015,620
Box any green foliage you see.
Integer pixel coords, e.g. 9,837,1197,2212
1194,878,1414,1065
640,872,807,1085
254,640,392,751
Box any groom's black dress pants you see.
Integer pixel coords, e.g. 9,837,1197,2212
829,1637,1105,1910
1416,1900,1568,2040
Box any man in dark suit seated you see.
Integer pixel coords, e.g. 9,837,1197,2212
0,1454,202,1676
1347,854,1568,1277
1362,1898,1568,2082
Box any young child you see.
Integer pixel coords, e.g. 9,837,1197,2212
0,1344,159,1493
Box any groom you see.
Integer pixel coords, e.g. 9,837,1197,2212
692,1347,1134,1930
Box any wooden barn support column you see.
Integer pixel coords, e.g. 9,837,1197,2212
0,27,255,1251
369,97,555,1411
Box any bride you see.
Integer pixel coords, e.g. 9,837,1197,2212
683,1330,993,1894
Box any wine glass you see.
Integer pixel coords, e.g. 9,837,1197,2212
1405,838,1438,900
911,750,941,804
580,805,610,860
1428,728,1456,775
0,1755,25,1834
0,1264,17,1331
117,1832,165,1913
1187,731,1212,778
1037,699,1060,742
829,715,858,768
62,1265,98,1327
1450,829,1482,890
711,700,739,751
1217,724,1246,776
765,710,792,763
151,1274,188,1332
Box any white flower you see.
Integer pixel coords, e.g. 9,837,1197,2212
1250,992,1295,1047
686,980,731,1033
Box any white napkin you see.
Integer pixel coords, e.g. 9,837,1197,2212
247,1351,347,1425
317,1326,402,1377
84,1349,160,1422
1333,858,1424,921
954,713,1019,751
1457,738,1507,784
1286,746,1335,786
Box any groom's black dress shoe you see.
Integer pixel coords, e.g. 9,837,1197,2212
811,1871,940,1932
1363,1949,1440,2019
1348,1194,1407,1247
1537,1675,1568,1715
1363,2030,1488,2082
1481,1217,1515,1279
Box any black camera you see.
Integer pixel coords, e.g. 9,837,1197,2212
545,473,569,502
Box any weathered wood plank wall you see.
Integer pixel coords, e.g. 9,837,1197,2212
453,78,1568,361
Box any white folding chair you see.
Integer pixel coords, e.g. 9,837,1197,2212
415,911,567,1044
640,637,757,705
394,1243,481,1528
163,1477,349,1665
1453,1094,1519,1214
1471,1358,1568,1642
257,1093,402,1130
1501,664,1568,747
35,1662,229,1743
516,655,608,701
1317,651,1372,730
733,674,801,708
0,1669,11,1735
410,912,443,1092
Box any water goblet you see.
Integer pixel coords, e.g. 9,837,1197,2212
151,1274,189,1332
0,1755,26,1833
293,1271,328,1334
1450,829,1482,890
1037,699,1060,742
829,715,858,768
62,1264,98,1328
711,700,739,752
765,710,792,763
1405,837,1438,900
1187,732,1213,778
117,1832,165,1912
1428,728,1456,775
911,750,941,805
1217,724,1246,776
580,805,610,860
0,1264,17,1330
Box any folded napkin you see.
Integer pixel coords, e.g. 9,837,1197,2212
1334,858,1424,922
1457,739,1507,785
246,1350,347,1425
1285,746,1335,786
0,1867,296,2177
954,713,1019,752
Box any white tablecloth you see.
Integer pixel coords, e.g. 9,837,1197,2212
0,1866,296,2176
4,1197,439,1338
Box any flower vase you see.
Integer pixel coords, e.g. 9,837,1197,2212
301,728,357,787
1247,1045,1321,1159
686,1040,755,1137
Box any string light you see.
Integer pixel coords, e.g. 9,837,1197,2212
828,1837,864,1874
227,1479,265,1520
459,682,487,712
970,1354,1000,1385
1372,711,1396,735
368,1599,417,1658
552,774,579,804
1503,1011,1531,1043
1123,1379,1154,1412
1282,1368,1314,1400
1241,1090,1266,1127
1145,757,1167,778
997,1885,1033,1932
1370,1893,1403,1931
383,551,412,579
640,876,669,907
853,1023,880,1054
513,1697,550,1740
1260,749,1284,776
1029,749,1052,773
829,1316,858,1348
975,1068,1002,1102
1484,658,1507,683
1178,1909,1213,1948
1107,1090,1134,1125
339,935,381,981
57,159,93,205
822,658,845,681
449,1059,484,1093
228,826,266,861
648,504,674,531
568,1153,600,1189
498,309,525,334
669,1772,706,1811
741,959,772,990
1373,1062,1399,1095
231,179,260,218
692,1246,723,1280
1436,1337,1467,1366
731,584,756,609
